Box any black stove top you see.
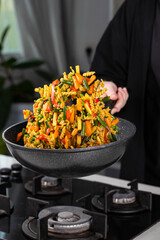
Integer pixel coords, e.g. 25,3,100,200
0,167,160,240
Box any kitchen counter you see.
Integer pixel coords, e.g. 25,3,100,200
0,154,160,240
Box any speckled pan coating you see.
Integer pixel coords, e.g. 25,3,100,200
2,118,136,178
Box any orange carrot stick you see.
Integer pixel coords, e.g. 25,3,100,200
75,73,84,84
72,76,79,90
66,110,71,120
111,118,119,126
54,127,59,138
105,118,111,128
17,132,22,142
70,109,74,123
85,121,92,137
71,128,78,136
87,84,94,94
77,98,82,111
88,75,96,85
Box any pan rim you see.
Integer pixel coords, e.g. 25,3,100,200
2,118,136,154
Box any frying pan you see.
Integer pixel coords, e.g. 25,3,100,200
2,118,136,178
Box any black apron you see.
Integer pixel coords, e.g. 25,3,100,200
91,0,157,183
145,0,160,186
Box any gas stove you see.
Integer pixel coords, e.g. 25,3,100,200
0,156,160,240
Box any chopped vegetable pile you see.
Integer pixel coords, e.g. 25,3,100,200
17,65,119,149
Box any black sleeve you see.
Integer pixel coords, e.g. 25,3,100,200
91,0,134,87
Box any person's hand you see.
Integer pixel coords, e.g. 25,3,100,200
101,81,129,114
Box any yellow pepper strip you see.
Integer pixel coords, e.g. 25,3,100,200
77,135,81,145
61,100,65,109
84,103,92,115
65,136,69,149
75,65,80,73
91,126,97,134
97,136,102,145
53,112,58,126
88,75,96,85
72,128,78,137
77,117,82,130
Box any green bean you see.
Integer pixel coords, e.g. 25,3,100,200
45,121,51,129
63,106,66,120
49,97,53,110
81,122,85,136
83,78,90,90
97,116,107,128
62,80,73,85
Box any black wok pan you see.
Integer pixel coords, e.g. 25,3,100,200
2,118,136,178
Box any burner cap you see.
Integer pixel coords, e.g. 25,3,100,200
57,211,78,222
112,189,136,205
39,206,92,234
41,177,58,188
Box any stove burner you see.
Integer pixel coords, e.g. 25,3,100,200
25,176,69,196
40,206,91,234
41,177,58,188
22,206,103,239
92,187,152,214
112,189,136,205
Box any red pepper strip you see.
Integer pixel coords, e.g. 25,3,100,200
94,99,100,103
46,101,51,112
54,103,61,108
51,79,59,104
86,78,90,82
104,136,108,142
71,87,78,92
46,128,51,135
28,115,35,122
62,138,65,144
34,103,38,108
92,111,97,117
85,100,91,108
37,135,46,140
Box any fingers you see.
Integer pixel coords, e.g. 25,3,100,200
111,87,129,114
99,81,129,114
101,81,118,99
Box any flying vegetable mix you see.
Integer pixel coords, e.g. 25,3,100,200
17,65,119,149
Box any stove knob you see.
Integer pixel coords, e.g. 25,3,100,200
11,164,22,178
0,168,11,182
